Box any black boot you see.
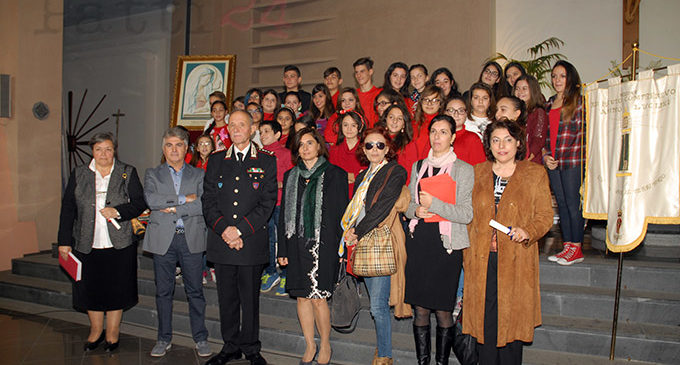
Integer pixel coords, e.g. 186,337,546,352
413,324,431,365
435,326,454,365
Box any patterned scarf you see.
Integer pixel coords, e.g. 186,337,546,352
339,159,388,256
284,156,329,243
408,147,458,254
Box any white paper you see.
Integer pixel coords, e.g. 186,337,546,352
489,219,511,235
109,218,121,230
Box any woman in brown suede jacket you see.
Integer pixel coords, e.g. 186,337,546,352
463,119,553,365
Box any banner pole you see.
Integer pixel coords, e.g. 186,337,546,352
608,41,638,361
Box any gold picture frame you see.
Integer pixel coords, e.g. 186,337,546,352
171,54,237,130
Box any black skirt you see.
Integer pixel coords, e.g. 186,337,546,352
404,221,462,311
72,244,138,312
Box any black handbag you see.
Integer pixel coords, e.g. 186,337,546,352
453,308,478,365
329,261,361,333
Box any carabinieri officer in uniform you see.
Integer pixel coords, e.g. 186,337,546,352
202,110,278,365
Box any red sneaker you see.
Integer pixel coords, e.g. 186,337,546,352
548,243,572,262
557,244,584,265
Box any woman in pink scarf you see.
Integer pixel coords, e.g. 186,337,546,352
404,115,474,365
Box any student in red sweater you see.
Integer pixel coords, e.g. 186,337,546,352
373,88,408,121
514,74,547,164
376,104,419,180
444,96,486,165
430,67,460,99
261,89,280,122
383,62,414,112
323,67,343,108
324,87,366,146
329,110,367,196
259,119,293,295
413,85,444,158
353,57,382,128
275,107,296,150
205,100,231,152
310,84,335,137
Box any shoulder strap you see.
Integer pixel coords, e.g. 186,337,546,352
368,164,397,209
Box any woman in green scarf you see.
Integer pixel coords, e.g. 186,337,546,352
277,127,349,365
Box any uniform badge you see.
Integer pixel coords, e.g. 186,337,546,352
252,182,260,189
218,182,223,188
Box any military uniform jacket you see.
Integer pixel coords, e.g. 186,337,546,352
202,143,278,265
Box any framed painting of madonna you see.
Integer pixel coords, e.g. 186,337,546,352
171,55,236,130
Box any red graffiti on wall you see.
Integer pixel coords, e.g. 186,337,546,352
221,0,291,39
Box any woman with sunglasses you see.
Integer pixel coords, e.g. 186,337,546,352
405,115,473,365
342,126,410,365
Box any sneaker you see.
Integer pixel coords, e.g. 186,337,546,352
150,341,171,357
195,340,212,357
275,277,287,296
548,243,572,262
260,272,280,292
175,267,182,279
557,244,584,266
210,268,216,282
202,276,208,285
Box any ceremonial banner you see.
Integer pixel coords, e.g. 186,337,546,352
584,64,680,252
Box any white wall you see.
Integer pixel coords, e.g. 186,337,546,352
495,0,621,91
63,9,172,174
640,0,680,70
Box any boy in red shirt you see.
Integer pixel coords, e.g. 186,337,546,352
258,119,292,296
323,67,343,108
353,57,382,128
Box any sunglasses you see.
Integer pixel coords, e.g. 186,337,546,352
364,141,386,150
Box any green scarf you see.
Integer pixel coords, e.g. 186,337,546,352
284,156,329,242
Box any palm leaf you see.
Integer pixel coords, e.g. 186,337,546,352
487,37,567,88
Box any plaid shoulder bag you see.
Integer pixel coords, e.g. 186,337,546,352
352,165,397,277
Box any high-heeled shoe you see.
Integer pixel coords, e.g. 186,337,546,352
299,347,318,365
83,331,105,351
104,340,119,352
317,349,332,365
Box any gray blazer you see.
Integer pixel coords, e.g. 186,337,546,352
143,163,207,255
405,158,474,250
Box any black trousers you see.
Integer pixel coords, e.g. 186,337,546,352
214,263,265,356
477,252,524,365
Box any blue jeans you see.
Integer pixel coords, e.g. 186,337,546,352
153,233,208,343
364,275,391,358
264,205,285,278
457,269,464,299
548,167,585,242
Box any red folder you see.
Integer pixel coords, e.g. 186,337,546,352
419,174,457,222
59,251,82,281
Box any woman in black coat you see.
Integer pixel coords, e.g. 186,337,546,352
277,127,349,365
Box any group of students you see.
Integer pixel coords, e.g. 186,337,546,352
165,57,585,365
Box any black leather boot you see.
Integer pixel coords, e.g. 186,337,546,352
435,326,454,365
413,324,431,365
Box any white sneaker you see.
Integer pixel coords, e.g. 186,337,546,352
548,243,572,262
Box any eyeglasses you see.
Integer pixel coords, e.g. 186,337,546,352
198,142,212,147
364,141,386,150
422,97,441,105
483,69,499,78
445,107,466,115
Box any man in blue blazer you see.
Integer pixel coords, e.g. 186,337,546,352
143,127,212,358
203,111,277,365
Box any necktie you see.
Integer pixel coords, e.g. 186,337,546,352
237,152,244,162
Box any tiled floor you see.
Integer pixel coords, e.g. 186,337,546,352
0,306,302,365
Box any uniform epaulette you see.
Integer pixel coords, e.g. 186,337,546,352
257,147,275,156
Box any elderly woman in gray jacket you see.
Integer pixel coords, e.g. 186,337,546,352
58,132,147,352
404,115,474,365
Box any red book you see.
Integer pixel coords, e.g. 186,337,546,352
419,173,456,223
59,251,82,281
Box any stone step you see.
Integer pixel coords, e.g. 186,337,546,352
591,224,680,260
1,269,678,364
16,254,680,327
